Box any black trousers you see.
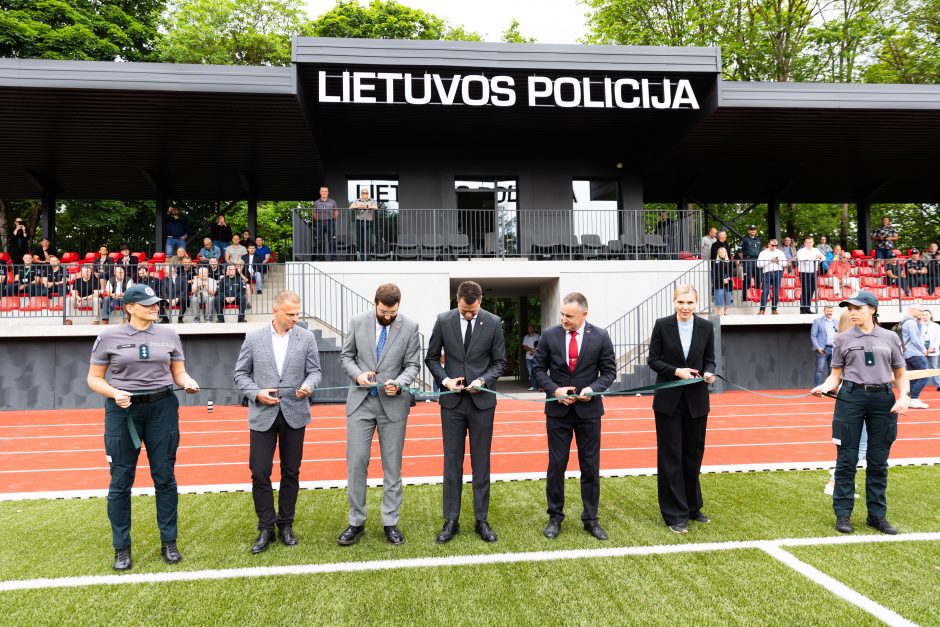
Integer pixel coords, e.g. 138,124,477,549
800,271,817,313
249,411,306,531
546,407,601,523
654,400,708,525
441,395,495,522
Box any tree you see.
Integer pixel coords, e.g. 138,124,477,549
158,0,306,66
304,0,481,41
864,0,940,83
501,18,536,43
0,0,163,61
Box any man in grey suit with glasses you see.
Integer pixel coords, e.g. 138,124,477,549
337,283,421,546
234,290,321,555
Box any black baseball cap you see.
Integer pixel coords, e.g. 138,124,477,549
839,290,878,308
748,224,757,229
123,284,164,306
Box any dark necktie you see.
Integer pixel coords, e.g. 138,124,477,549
568,331,578,372
463,318,473,352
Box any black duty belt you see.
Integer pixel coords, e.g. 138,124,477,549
130,387,174,403
844,381,892,393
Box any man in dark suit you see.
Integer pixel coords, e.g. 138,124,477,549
647,284,717,534
242,243,266,294
426,281,506,543
532,292,616,541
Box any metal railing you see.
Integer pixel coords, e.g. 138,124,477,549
291,207,703,261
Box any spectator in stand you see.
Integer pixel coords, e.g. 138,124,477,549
757,239,788,315
136,266,165,322
797,236,825,314
712,246,734,315
9,217,30,265
100,265,133,324
199,237,221,262
232,261,253,310
92,245,114,291
41,255,66,303
165,205,189,257
736,225,762,298
243,244,265,294
241,230,252,244
254,236,273,265
655,210,676,252
225,234,247,266
884,255,902,291
900,306,930,409
522,324,541,390
811,306,838,386
824,246,860,294
313,186,339,261
922,309,940,391
925,242,938,257
115,244,138,275
871,216,898,273
350,187,378,261
817,235,833,273
0,257,9,296
70,264,99,318
210,215,233,255
215,264,247,323
168,246,189,267
700,227,717,262
903,249,929,296
708,230,730,261
32,237,58,264
206,257,223,281
13,253,47,297
189,266,217,323
178,256,196,291
160,265,189,323
928,251,940,296
780,236,797,268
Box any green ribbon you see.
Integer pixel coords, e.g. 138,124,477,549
125,407,142,450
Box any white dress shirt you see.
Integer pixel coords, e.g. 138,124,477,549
270,323,293,376
757,248,788,272
796,246,824,273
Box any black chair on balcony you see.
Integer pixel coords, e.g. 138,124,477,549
606,239,625,260
554,234,581,260
420,235,445,261
644,234,668,259
373,238,393,261
621,231,646,259
446,233,471,260
580,234,605,260
335,234,358,261
395,234,420,260
530,233,554,260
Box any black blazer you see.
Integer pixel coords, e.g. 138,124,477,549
532,323,617,419
425,308,507,410
647,314,716,418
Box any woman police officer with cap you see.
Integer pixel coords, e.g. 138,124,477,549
87,283,200,571
811,290,909,535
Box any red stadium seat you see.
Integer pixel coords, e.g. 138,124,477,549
851,250,867,259
84,252,99,262
0,296,18,311
746,288,761,302
678,251,697,260
47,298,64,311
856,265,873,276
732,277,743,291
59,252,78,263
133,252,147,263
20,296,50,312
151,252,167,263
860,276,882,288
108,252,122,261
0,252,10,263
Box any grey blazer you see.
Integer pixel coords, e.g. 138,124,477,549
340,311,421,421
234,325,322,431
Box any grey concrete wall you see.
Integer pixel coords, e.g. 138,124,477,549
718,324,817,390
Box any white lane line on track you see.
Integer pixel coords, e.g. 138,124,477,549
0,532,937,593
760,544,917,627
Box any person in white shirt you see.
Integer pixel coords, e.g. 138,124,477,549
700,227,717,261
757,239,788,314
922,309,940,391
521,325,541,390
796,237,825,314
189,266,217,323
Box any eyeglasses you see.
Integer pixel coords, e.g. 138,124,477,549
769,244,777,247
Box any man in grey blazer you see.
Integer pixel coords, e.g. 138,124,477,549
426,281,506,543
234,290,321,554
338,284,421,546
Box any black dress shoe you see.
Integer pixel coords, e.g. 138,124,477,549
544,519,561,539
866,516,898,535
251,529,276,554
835,516,853,534
582,521,609,540
113,547,132,571
160,541,182,564
384,525,405,545
668,522,689,534
436,520,460,544
278,525,298,546
475,520,498,543
337,525,365,546
690,511,711,523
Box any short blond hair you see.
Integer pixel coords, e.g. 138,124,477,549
673,284,698,300
274,290,301,306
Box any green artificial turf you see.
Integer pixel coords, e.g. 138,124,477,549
789,540,940,626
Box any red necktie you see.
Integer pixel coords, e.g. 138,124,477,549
568,331,578,372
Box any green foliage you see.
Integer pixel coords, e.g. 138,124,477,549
0,0,163,61
864,0,940,83
304,0,481,41
501,18,536,43
157,0,305,66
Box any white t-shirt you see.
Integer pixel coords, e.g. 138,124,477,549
757,248,788,272
796,246,824,273
522,332,540,361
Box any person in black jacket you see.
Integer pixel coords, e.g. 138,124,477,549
532,292,616,541
210,214,233,254
647,284,717,534
712,246,734,315
215,264,247,322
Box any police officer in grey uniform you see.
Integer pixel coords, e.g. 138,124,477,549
87,284,200,571
812,290,910,535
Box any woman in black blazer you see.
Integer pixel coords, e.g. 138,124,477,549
647,284,717,533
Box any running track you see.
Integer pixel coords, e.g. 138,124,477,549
2,389,939,496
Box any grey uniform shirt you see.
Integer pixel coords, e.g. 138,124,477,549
313,197,338,220
832,325,904,385
90,323,185,392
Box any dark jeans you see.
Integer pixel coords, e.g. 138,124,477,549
525,358,537,388
800,271,817,313
546,408,601,523
104,393,180,549
214,294,246,321
742,258,761,294
814,346,833,386
441,395,495,522
832,383,897,517
905,355,930,399
654,401,708,526
355,220,373,261
760,271,782,311
316,219,336,261
249,411,306,531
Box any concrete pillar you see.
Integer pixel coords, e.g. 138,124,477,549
856,200,872,253
155,193,167,254
767,200,781,242
40,189,56,247
247,195,258,239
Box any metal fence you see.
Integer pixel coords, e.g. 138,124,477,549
292,207,703,262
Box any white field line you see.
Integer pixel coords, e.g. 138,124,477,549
761,544,917,627
2,458,938,501
0,532,938,594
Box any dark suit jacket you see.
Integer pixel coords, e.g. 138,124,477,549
425,308,506,410
532,322,617,419
647,314,716,418
242,252,267,274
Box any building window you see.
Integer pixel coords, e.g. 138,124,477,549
572,179,619,242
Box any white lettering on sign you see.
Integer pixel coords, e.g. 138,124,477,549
317,71,699,110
